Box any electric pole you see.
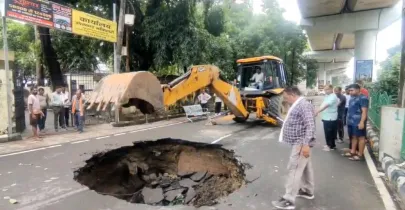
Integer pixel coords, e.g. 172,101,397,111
398,0,405,107
115,0,126,74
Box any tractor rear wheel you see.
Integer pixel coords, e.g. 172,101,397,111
269,95,288,125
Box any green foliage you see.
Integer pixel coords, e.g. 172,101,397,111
371,45,400,96
0,21,36,75
8,0,310,87
304,58,318,88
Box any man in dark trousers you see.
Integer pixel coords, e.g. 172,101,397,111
315,85,339,151
334,87,346,144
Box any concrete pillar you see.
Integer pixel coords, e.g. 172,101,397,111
354,30,378,61
354,30,378,82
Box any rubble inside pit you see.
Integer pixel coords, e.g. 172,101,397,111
73,138,246,207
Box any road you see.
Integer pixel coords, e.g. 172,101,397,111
0,117,386,210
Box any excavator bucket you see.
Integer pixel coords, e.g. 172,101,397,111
86,71,164,114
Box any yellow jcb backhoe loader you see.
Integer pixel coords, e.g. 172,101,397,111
86,56,289,126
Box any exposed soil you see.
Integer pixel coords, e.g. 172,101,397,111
74,138,246,207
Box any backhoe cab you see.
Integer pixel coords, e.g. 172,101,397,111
233,56,289,124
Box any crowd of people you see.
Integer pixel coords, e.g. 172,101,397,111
272,80,370,210
316,80,369,161
27,85,85,140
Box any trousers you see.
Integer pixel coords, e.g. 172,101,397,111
322,120,338,149
283,145,315,204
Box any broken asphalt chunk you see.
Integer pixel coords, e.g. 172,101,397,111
177,170,195,177
164,188,185,202
142,187,164,204
190,171,207,182
179,179,198,188
185,188,196,204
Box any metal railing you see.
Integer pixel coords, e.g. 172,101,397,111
368,92,394,130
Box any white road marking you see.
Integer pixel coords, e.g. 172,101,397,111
17,187,88,210
211,134,232,144
129,121,185,133
0,145,62,158
71,140,90,144
364,148,397,210
0,121,186,158
114,133,126,136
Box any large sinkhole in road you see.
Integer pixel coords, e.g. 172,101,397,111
74,138,246,207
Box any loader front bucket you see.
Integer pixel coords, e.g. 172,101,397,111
86,71,164,114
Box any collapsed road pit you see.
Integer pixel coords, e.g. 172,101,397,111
74,138,246,207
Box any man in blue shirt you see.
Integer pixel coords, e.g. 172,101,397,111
315,85,339,151
344,84,369,161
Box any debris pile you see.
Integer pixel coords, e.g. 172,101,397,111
74,138,245,207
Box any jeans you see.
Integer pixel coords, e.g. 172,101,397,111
74,112,84,132
322,120,338,149
38,109,47,130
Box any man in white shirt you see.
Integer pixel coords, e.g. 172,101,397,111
51,86,66,131
251,67,264,90
61,86,71,127
197,89,212,110
214,94,223,115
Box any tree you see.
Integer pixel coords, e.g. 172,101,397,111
0,21,36,77
372,45,400,96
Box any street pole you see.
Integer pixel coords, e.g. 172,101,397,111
398,0,405,107
116,0,126,73
113,0,120,123
2,16,13,138
113,0,117,74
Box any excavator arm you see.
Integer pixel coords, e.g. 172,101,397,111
162,65,249,119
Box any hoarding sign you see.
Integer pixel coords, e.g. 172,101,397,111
72,10,117,43
355,60,373,83
5,0,53,27
52,3,72,32
4,0,117,43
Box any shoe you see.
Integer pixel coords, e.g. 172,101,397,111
323,147,330,151
337,139,344,144
330,147,336,151
297,189,315,200
271,198,295,209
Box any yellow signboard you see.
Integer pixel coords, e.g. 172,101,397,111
72,10,117,43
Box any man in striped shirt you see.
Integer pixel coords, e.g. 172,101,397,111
272,87,316,210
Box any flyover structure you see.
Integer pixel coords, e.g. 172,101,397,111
298,0,401,89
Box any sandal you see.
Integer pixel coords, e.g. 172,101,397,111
349,155,364,161
342,152,354,157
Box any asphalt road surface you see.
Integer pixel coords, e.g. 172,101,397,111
0,118,386,210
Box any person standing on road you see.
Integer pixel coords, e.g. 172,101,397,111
334,87,346,144
272,86,316,210
37,87,49,132
197,89,211,110
214,94,222,115
72,90,84,133
344,87,351,126
51,86,66,132
61,86,71,127
343,84,369,161
315,84,339,151
27,87,44,140
356,80,369,98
